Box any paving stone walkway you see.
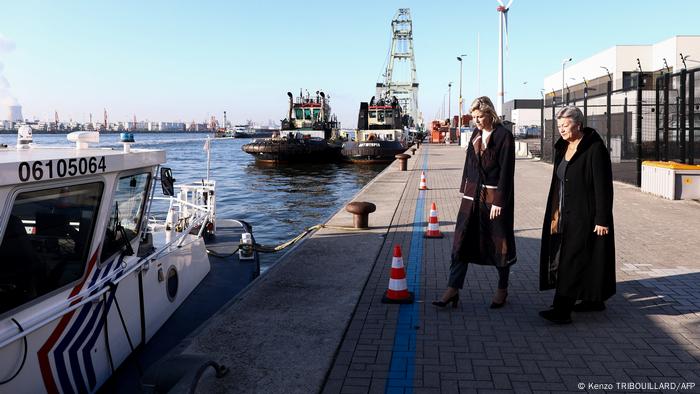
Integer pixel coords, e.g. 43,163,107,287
324,143,700,394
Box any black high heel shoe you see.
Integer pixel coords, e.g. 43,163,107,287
490,289,508,309
432,294,459,308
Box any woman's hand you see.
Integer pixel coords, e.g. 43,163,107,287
593,225,609,236
490,205,502,220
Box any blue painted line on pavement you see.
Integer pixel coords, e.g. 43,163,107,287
386,145,429,393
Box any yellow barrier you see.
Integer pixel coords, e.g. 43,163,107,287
641,161,700,170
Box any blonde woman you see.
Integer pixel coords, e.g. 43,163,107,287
433,96,517,309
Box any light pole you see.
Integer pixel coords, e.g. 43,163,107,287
457,54,467,140
448,82,453,122
561,57,572,108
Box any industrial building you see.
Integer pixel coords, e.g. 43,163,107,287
540,35,700,184
503,99,541,138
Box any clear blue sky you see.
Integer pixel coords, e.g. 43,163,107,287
1,0,698,128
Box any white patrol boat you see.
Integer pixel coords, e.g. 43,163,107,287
0,128,258,393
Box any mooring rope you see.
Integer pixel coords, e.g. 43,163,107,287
207,223,368,257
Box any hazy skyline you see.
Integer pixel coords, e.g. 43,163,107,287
1,0,699,128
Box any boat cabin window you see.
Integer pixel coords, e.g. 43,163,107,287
378,111,385,122
369,111,377,119
295,108,303,120
313,109,320,120
304,108,312,120
0,182,103,315
100,172,151,263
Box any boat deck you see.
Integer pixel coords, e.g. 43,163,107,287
99,219,259,393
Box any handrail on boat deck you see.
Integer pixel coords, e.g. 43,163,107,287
0,209,211,349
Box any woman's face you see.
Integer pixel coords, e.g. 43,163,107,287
557,117,581,141
472,109,493,131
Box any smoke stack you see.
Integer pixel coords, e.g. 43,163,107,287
287,92,293,121
319,91,326,121
0,36,21,123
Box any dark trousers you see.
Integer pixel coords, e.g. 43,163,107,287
448,261,510,290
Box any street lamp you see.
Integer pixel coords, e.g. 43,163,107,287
457,54,467,138
561,57,572,108
600,66,612,81
448,82,453,122
681,53,690,69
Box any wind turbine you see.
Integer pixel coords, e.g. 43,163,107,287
496,0,513,117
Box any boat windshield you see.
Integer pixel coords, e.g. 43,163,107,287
100,172,151,263
0,182,104,315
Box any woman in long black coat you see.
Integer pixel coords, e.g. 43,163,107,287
433,96,516,309
539,106,616,324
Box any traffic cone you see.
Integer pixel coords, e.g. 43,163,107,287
382,245,414,304
418,171,428,190
424,202,444,238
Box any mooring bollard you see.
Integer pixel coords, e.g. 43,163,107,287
345,201,377,229
411,147,416,156
395,153,411,171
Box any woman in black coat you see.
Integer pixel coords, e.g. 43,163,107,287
433,96,516,309
539,106,616,324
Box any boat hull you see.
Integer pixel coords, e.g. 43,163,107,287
341,140,407,163
241,138,342,163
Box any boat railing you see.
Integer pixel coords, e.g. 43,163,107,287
150,180,217,234
0,182,218,349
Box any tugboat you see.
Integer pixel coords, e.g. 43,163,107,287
241,91,342,163
341,95,410,163
0,129,259,393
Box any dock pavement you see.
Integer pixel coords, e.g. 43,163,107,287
181,143,700,393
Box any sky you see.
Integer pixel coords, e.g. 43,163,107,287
1,0,699,128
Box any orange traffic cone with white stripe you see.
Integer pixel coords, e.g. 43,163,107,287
418,171,428,190
382,245,414,304
424,202,444,238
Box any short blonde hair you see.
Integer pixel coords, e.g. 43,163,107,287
469,96,501,125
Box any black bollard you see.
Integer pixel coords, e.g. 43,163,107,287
395,153,411,171
345,202,377,229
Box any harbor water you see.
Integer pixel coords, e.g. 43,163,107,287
0,133,387,270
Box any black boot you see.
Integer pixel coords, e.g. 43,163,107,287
573,300,605,312
539,294,574,324
539,308,572,324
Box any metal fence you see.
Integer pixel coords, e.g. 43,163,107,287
540,67,700,186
